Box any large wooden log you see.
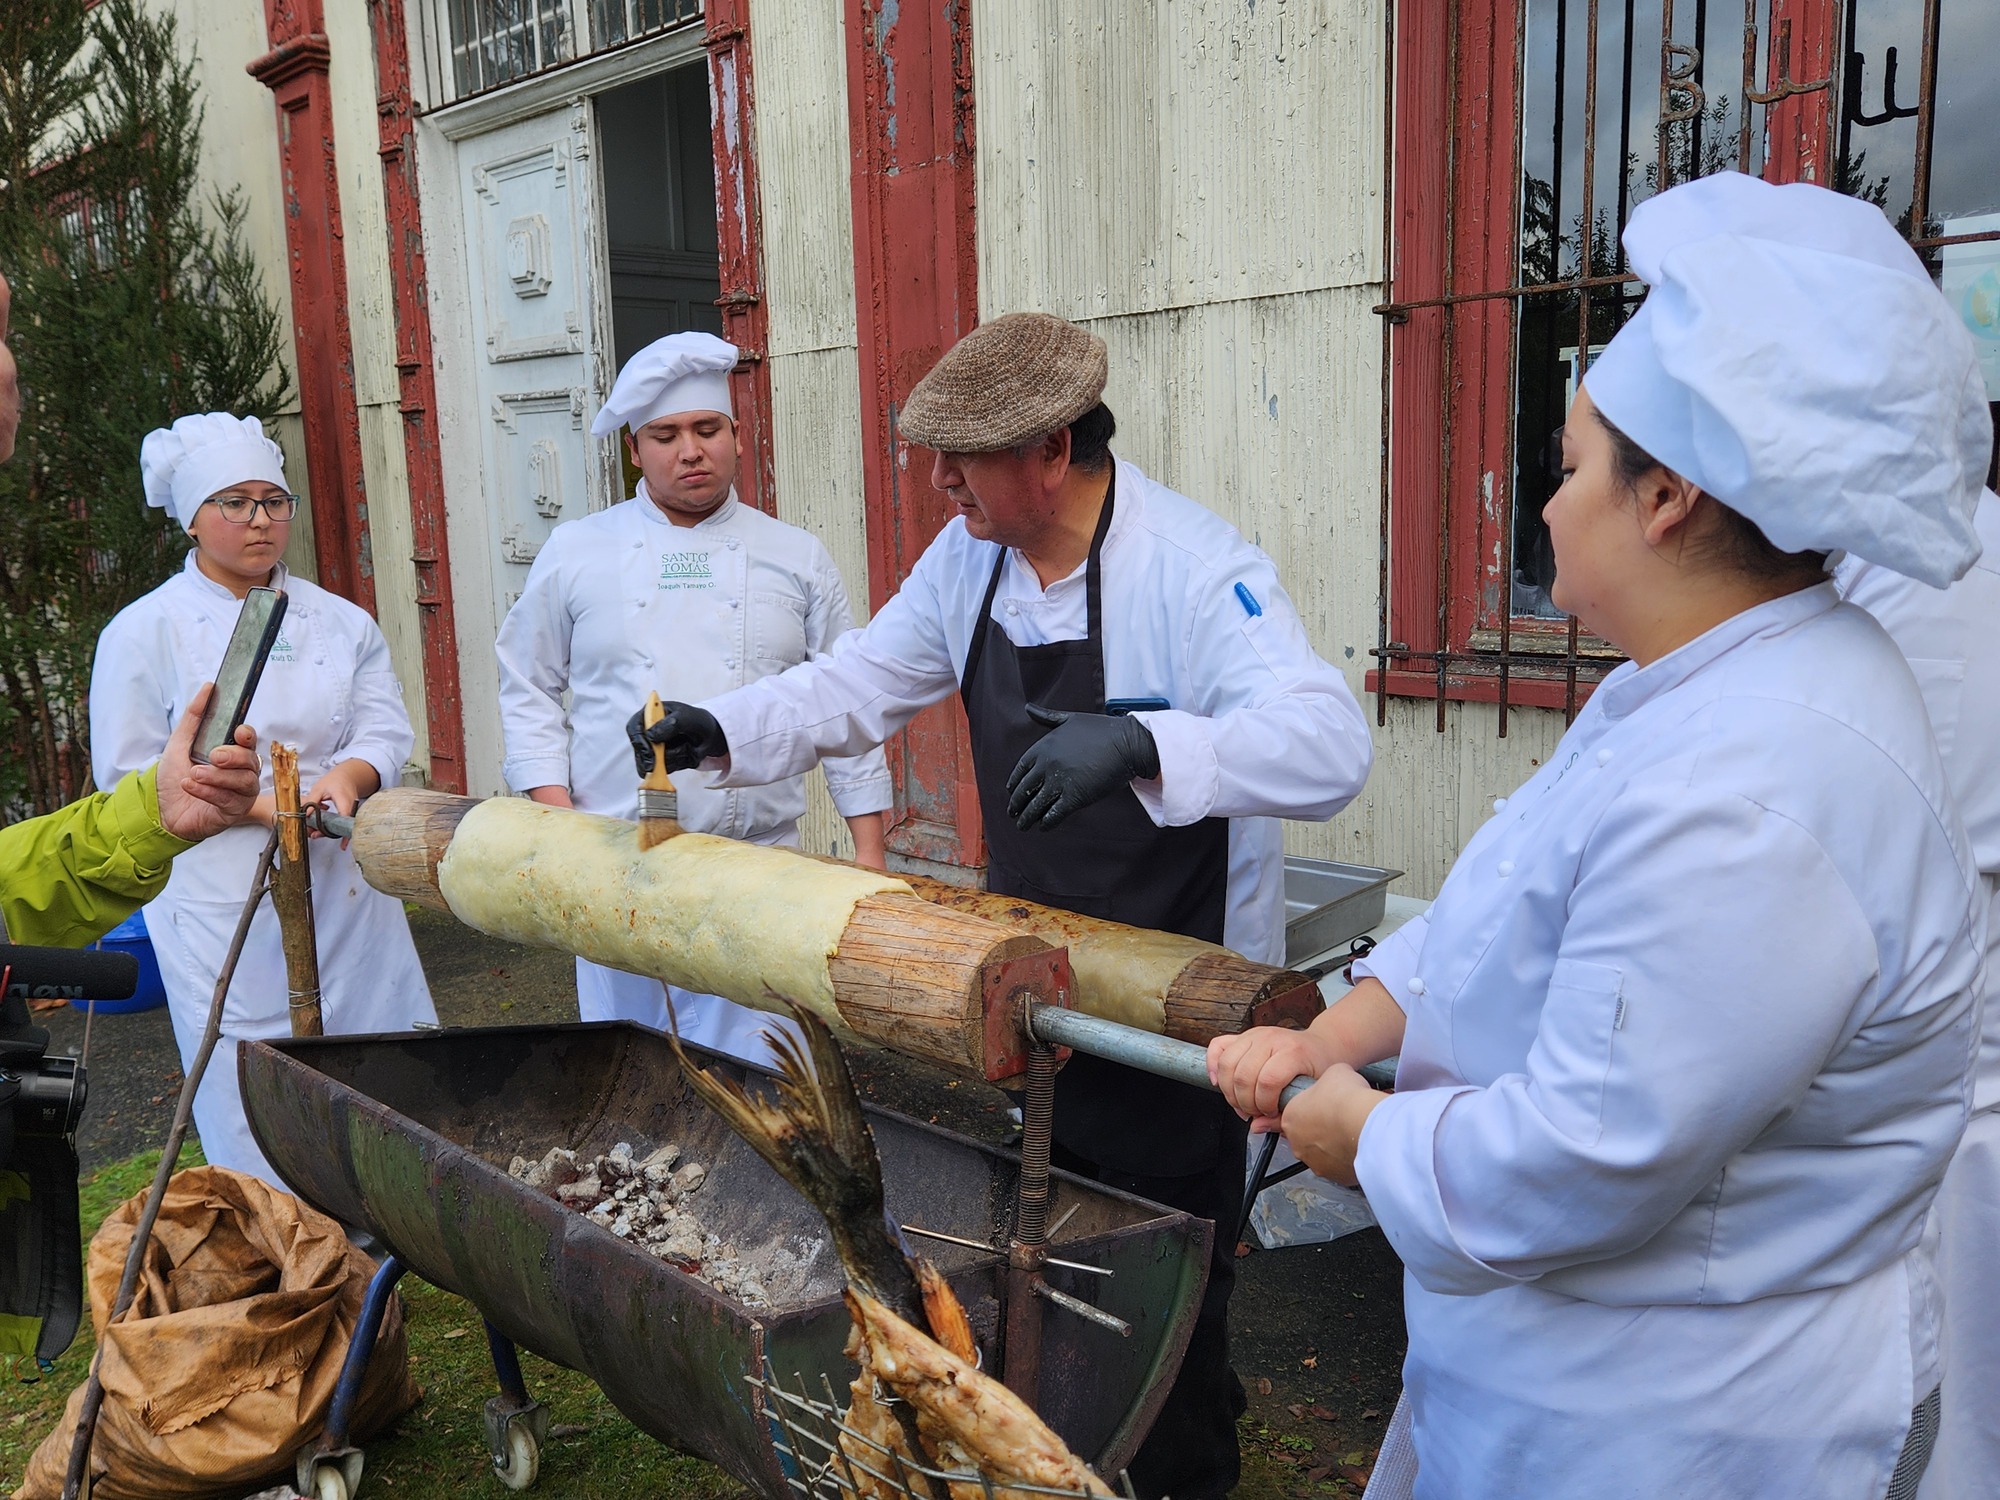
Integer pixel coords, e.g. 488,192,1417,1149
351,789,1046,1075
899,877,1321,1041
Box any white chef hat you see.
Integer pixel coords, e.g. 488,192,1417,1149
1584,171,1992,587
590,332,738,438
140,412,289,532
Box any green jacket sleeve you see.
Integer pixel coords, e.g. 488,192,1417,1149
0,766,193,947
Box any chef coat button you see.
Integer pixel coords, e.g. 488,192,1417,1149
1497,860,1514,877
730,599,740,609
726,539,739,550
1407,977,1427,996
1492,797,1508,812
1596,748,1614,766
1005,602,1019,615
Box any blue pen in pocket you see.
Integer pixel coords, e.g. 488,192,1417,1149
1233,581,1263,618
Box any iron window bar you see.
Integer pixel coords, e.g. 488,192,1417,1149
417,0,703,112
1375,0,2000,736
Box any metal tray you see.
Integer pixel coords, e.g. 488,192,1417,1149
1283,858,1402,968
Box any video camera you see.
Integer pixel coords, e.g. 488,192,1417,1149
1,943,135,1365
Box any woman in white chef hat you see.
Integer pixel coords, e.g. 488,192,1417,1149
90,413,437,1185
1213,171,1992,1500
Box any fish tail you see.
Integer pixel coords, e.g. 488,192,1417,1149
668,995,928,1327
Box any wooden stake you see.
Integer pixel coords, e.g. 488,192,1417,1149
270,744,323,1037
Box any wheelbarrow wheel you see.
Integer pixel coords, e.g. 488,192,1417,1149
492,1423,539,1491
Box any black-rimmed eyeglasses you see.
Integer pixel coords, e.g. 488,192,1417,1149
204,492,301,524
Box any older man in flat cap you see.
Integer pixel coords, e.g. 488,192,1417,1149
496,331,892,1066
631,311,1373,1497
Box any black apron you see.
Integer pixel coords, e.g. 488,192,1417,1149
960,473,1249,1499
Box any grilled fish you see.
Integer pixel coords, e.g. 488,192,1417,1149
669,997,1112,1496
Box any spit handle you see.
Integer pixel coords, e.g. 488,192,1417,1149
1023,1003,1367,1108
306,805,357,841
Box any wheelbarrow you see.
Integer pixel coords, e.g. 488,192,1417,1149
239,1023,1209,1498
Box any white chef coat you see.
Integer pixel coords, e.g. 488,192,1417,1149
90,556,436,1185
704,458,1374,965
1838,489,2000,1500
494,486,892,1062
495,485,892,831
1349,584,1983,1500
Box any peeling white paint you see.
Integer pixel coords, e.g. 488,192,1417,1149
973,0,1556,894
749,0,872,858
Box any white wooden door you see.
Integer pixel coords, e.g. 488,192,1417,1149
456,101,612,634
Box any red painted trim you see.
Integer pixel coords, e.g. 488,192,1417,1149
845,0,982,871
1385,0,1519,672
249,1,375,615
366,0,466,792
705,4,778,519
1367,668,1603,712
1384,0,1835,691
1764,0,1839,185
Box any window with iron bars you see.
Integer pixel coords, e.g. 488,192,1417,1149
1375,0,2000,729
420,0,703,109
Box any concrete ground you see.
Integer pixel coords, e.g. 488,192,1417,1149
44,904,1406,1493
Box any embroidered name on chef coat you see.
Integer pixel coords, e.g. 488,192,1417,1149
658,550,717,592
267,627,298,663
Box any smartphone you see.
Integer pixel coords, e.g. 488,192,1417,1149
1105,697,1171,716
192,586,287,763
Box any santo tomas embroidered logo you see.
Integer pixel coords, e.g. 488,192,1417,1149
658,549,716,592
266,626,298,663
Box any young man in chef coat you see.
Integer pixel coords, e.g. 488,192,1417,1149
629,313,1375,1500
496,332,892,1066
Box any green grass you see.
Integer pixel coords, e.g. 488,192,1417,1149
3,1151,1355,1499
2,1146,747,1499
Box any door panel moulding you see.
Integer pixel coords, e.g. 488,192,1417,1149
367,0,468,791
249,0,376,615
844,0,982,872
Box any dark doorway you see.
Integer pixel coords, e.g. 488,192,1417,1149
597,62,723,372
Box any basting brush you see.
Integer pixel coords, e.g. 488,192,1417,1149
637,690,681,850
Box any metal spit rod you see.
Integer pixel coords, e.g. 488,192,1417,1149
310,807,356,840
1025,1003,1397,1101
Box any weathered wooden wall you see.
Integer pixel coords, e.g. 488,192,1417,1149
322,0,431,783
972,0,1560,895
748,0,873,859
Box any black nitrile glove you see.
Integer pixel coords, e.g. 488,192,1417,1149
626,701,729,776
1005,702,1161,831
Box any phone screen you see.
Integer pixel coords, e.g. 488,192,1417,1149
192,587,287,763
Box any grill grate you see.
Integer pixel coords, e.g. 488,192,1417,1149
754,1365,1136,1500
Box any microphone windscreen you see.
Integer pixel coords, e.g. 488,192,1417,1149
0,944,140,1003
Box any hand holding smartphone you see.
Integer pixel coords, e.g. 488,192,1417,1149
191,586,286,764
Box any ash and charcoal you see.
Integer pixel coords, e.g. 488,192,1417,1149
509,1140,804,1307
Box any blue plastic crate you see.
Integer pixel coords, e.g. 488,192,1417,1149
81,908,169,1014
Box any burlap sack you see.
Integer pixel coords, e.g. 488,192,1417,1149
15,1166,421,1499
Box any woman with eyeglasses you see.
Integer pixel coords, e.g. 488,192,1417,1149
89,412,436,1185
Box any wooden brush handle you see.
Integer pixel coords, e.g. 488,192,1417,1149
642,690,672,787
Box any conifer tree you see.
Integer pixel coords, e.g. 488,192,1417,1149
0,0,287,816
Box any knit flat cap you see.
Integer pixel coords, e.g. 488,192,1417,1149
900,313,1109,452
